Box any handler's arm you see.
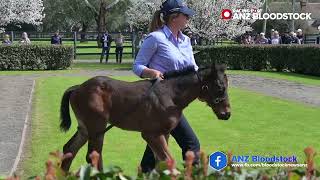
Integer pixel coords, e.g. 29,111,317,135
132,35,163,79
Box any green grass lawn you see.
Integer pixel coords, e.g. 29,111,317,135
71,62,132,70
1,62,319,87
75,54,134,60
20,76,320,178
0,63,133,75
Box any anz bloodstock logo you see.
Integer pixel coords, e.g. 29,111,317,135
209,152,298,171
209,151,228,171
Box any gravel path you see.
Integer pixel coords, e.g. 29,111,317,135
0,71,319,176
229,74,320,107
0,76,34,176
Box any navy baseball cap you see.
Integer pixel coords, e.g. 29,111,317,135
160,0,195,17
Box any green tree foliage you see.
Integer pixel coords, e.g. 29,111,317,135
42,0,95,32
105,0,131,32
42,0,131,32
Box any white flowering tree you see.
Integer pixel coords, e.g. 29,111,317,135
126,0,263,40
0,0,44,31
126,0,164,30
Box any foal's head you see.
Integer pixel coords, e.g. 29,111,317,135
197,64,231,120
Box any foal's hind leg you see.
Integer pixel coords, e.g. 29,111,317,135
86,132,105,170
61,128,88,171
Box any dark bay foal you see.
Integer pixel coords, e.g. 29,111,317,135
59,64,231,171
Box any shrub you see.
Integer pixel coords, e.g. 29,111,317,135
4,147,320,180
0,45,73,70
194,45,320,76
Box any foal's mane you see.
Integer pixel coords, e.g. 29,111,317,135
163,66,196,79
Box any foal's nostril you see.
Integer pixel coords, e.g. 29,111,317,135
225,112,231,119
220,112,231,120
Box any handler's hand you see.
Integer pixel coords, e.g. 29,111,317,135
150,69,164,79
142,68,164,80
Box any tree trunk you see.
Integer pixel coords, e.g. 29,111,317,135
262,0,267,34
80,22,88,43
291,0,295,32
97,1,107,33
96,0,107,47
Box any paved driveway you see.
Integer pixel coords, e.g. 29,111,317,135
0,76,34,176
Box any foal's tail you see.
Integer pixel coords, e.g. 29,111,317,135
60,85,80,132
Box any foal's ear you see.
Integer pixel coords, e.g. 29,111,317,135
210,61,217,72
220,64,227,72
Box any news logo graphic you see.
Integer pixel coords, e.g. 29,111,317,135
221,8,312,20
209,151,228,171
221,9,232,20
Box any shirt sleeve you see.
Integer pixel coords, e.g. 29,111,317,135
132,35,158,77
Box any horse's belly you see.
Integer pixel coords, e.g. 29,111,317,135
109,104,181,134
109,113,142,131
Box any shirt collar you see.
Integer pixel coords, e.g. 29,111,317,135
162,25,186,43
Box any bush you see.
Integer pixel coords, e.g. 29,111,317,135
4,147,319,180
194,45,320,76
0,45,73,70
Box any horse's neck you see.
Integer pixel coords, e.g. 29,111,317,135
169,73,201,108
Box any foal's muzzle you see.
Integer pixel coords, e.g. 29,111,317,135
217,111,231,120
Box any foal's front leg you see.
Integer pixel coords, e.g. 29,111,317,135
141,133,175,168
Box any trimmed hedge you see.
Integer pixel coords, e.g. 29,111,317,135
0,45,73,70
194,45,320,76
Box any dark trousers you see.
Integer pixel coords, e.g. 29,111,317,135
140,114,200,173
100,47,110,63
115,46,123,63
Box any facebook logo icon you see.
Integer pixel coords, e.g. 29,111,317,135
209,151,228,171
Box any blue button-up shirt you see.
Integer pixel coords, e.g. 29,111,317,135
133,25,198,77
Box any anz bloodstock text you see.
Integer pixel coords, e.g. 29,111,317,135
232,155,297,163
